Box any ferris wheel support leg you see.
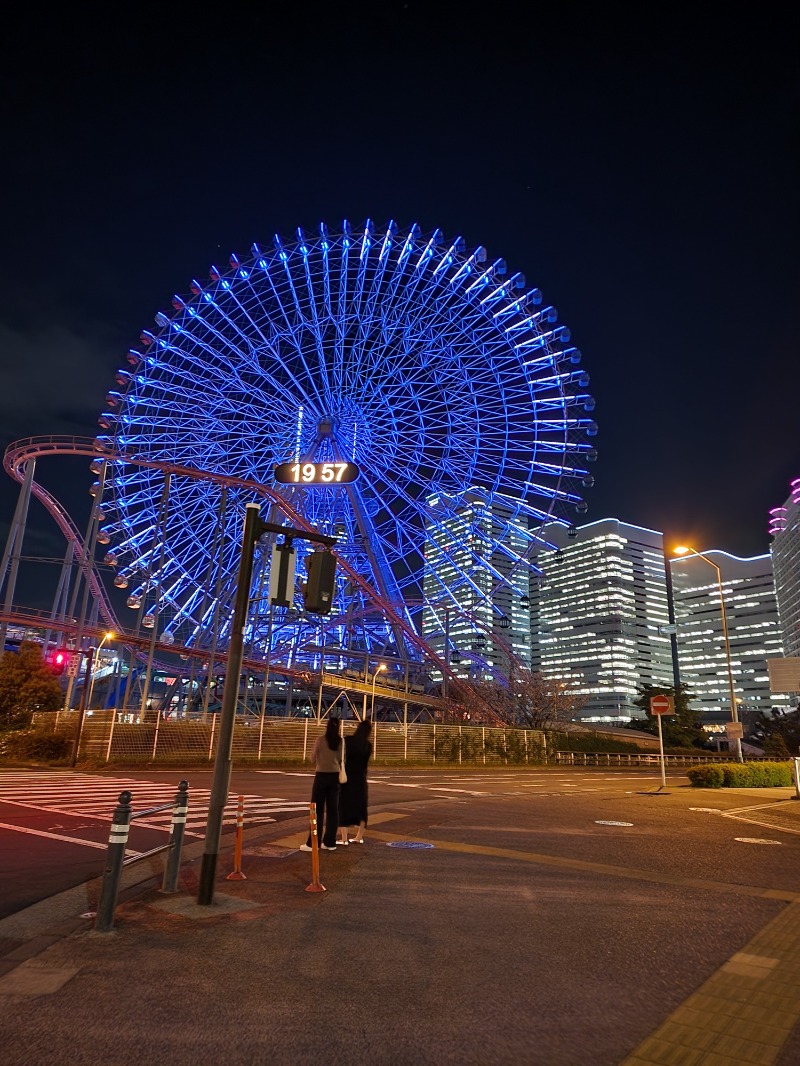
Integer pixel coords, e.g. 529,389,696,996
139,474,172,719
0,457,35,653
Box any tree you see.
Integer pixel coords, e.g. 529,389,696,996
754,708,800,757
452,669,586,729
628,683,705,749
0,642,63,732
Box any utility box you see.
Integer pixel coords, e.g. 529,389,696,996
303,550,337,615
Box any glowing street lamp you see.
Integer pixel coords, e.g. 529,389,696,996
673,547,741,761
87,631,115,710
370,663,387,721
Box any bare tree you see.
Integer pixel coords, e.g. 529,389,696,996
451,670,586,729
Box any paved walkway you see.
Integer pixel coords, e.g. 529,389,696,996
2,801,800,1064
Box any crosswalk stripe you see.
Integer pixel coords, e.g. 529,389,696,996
0,771,308,836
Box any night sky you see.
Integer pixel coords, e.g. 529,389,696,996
1,4,798,608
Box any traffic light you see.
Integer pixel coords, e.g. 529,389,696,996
302,550,337,615
48,649,68,676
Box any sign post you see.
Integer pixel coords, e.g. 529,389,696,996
649,694,674,790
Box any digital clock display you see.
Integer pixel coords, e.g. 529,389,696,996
274,461,360,485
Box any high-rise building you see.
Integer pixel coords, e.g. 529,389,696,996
422,493,532,683
769,477,800,658
530,519,673,721
670,550,788,727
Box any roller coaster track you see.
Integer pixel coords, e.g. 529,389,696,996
1,435,459,710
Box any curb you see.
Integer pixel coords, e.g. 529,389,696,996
0,814,310,975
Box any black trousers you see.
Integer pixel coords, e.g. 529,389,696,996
305,772,340,848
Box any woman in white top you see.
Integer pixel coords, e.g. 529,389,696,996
301,716,344,851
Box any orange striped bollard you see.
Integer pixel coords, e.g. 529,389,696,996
305,801,326,893
226,795,247,881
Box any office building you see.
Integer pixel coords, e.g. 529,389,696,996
769,477,800,658
670,550,788,727
530,519,673,721
422,493,532,683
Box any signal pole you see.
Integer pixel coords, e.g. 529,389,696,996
198,504,335,906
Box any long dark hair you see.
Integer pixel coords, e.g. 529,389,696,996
325,717,342,751
349,717,374,755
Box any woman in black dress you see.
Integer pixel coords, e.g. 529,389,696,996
337,718,373,845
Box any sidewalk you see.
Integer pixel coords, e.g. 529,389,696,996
2,798,800,1065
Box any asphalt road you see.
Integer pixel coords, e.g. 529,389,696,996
3,764,799,918
2,765,800,1064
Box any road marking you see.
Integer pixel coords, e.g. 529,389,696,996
0,821,119,851
734,837,783,845
595,820,634,827
366,829,800,903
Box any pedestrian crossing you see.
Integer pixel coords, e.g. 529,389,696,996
0,772,310,837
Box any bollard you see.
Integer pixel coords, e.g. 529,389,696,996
162,780,190,892
226,795,247,881
792,758,800,801
305,801,326,893
94,790,133,932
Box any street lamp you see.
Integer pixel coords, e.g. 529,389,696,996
370,663,386,721
673,546,742,761
87,631,115,710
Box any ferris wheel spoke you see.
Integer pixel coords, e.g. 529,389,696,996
101,220,595,674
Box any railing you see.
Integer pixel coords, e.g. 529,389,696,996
94,780,189,932
553,752,771,767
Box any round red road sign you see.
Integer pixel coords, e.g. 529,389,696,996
650,694,672,715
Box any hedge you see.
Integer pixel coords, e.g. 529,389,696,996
687,761,794,789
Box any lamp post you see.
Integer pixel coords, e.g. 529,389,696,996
87,631,115,710
370,663,386,721
674,546,742,762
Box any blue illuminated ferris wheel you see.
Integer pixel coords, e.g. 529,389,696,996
96,220,596,672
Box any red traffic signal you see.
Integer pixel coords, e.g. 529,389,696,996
48,649,68,676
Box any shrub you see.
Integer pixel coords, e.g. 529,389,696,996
686,765,725,788
735,761,793,788
549,730,643,755
721,763,752,787
0,728,72,764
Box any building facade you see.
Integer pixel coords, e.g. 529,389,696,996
422,494,532,684
530,519,673,721
769,477,800,659
670,550,788,727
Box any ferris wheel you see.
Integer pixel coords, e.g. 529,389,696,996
95,220,596,673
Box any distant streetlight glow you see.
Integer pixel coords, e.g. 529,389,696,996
671,546,741,761
370,663,387,721
87,631,116,709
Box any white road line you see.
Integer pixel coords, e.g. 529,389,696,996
0,821,124,851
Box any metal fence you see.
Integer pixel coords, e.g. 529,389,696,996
553,751,771,767
41,710,548,766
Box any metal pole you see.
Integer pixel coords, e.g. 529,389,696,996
94,790,132,932
162,780,189,892
0,457,35,654
663,545,681,692
70,646,97,766
656,712,666,789
695,552,742,763
198,504,262,906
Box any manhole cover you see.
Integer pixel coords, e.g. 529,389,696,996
386,841,435,849
734,837,782,846
594,820,633,827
